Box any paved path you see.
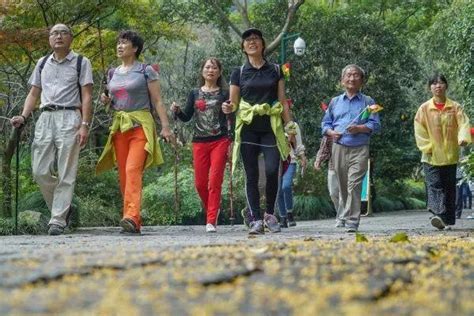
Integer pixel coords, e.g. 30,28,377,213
1,210,473,315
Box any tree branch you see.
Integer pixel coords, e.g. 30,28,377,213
205,0,242,36
265,0,305,55
233,0,251,28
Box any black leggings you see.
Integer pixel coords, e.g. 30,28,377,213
240,130,281,220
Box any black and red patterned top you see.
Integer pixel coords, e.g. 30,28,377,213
176,87,232,143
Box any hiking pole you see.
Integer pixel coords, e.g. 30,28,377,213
173,113,180,222
226,112,235,226
97,19,109,100
14,126,22,235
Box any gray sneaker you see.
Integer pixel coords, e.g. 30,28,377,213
120,218,140,234
335,220,345,228
346,226,358,233
430,216,446,230
48,224,64,236
264,213,281,233
249,220,264,235
241,207,254,228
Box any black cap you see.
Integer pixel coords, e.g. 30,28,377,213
241,28,263,39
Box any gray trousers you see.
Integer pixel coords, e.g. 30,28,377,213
332,144,369,228
31,110,81,227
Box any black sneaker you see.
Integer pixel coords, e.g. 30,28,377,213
48,224,64,236
249,220,264,235
120,218,141,234
430,216,446,230
287,212,296,227
280,216,288,228
241,207,254,228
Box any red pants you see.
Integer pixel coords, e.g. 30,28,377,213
192,138,231,225
113,127,147,229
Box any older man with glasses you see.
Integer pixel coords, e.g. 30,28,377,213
11,23,93,235
321,64,381,232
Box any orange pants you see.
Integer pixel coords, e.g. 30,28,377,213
113,127,147,228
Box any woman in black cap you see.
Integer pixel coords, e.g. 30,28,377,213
222,28,296,234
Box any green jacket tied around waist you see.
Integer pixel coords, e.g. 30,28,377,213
232,100,290,172
96,110,164,175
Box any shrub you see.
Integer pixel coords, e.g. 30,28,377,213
294,195,335,220
77,196,121,227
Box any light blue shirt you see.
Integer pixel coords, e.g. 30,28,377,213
321,92,381,147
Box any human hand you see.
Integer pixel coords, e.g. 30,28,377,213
347,124,363,134
222,100,233,114
327,129,342,142
314,160,321,171
10,115,26,128
170,102,181,114
100,93,111,105
160,126,173,143
78,125,89,147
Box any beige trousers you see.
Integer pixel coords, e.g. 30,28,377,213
31,110,81,227
328,169,343,221
332,144,369,228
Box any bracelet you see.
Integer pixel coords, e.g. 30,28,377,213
21,115,27,122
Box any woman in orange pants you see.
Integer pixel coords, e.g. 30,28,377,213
171,58,231,233
96,30,172,234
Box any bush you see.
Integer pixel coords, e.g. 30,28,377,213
77,196,121,227
294,195,335,220
0,211,49,235
373,196,397,212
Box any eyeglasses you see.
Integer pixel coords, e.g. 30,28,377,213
49,30,71,37
344,73,362,79
244,36,262,43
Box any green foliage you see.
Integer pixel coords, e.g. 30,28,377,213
373,196,398,212
0,211,49,235
294,195,334,220
417,0,474,116
142,161,247,225
76,195,121,227
143,166,202,225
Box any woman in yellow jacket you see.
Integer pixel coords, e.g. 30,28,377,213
414,73,471,230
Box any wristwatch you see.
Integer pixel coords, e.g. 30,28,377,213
81,121,90,128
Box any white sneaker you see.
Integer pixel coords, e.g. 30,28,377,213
206,223,216,233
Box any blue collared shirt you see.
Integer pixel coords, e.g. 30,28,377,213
321,92,381,147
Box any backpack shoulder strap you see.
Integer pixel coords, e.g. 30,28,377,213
239,65,245,82
76,54,83,102
274,63,280,75
38,53,52,76
76,55,83,78
141,63,149,80
107,67,116,81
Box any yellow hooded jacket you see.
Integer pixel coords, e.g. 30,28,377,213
414,97,471,166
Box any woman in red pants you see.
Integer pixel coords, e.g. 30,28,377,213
171,58,231,233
